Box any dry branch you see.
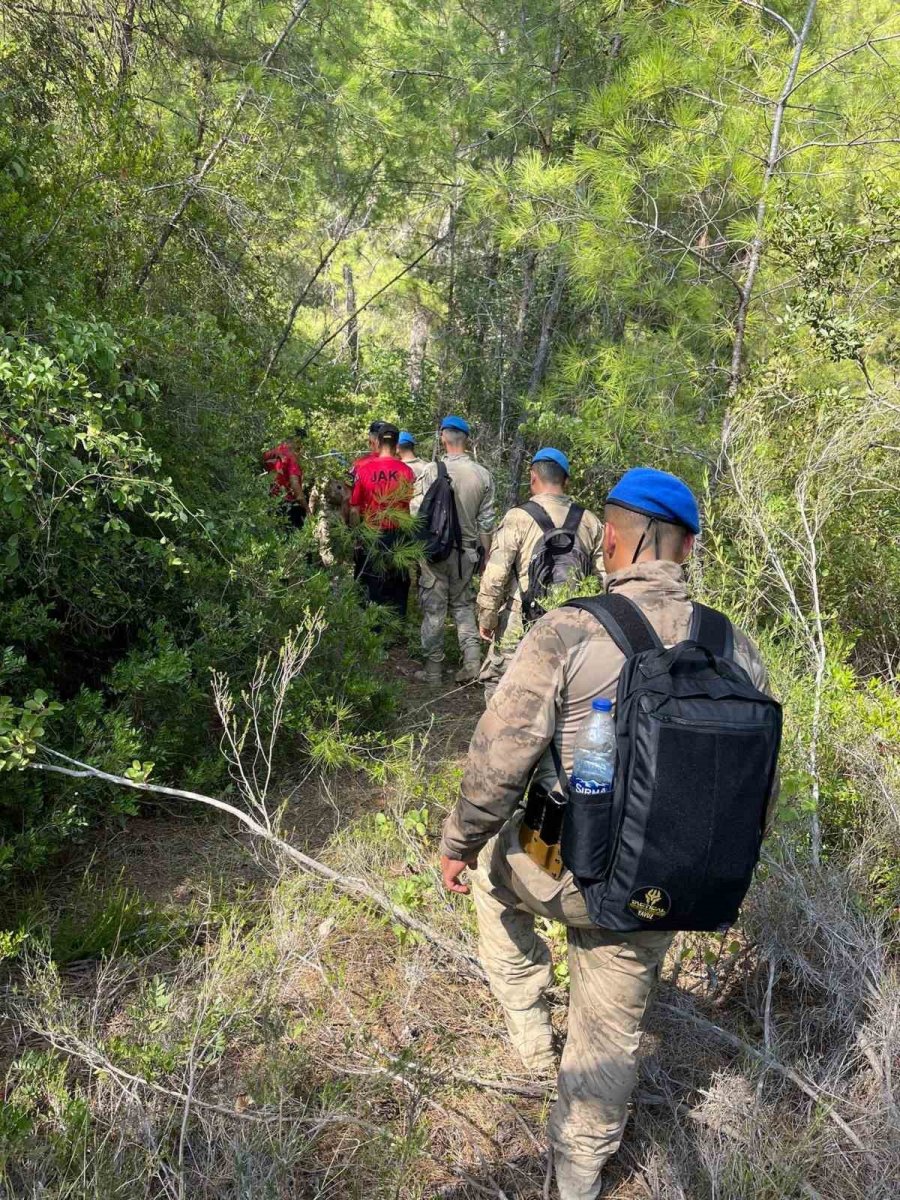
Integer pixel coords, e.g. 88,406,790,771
656,1002,869,1153
726,0,818,397
30,746,485,981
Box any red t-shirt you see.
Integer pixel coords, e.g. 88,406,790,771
350,455,415,530
350,450,377,481
264,442,302,498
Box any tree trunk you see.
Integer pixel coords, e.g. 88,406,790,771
505,262,566,507
117,0,137,92
343,263,359,371
726,0,818,397
409,307,429,398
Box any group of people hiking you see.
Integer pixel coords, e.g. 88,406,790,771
264,414,608,695
266,418,782,1200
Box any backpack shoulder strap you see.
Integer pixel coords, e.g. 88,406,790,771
688,603,734,659
561,503,584,534
566,593,663,657
436,460,450,484
520,500,555,536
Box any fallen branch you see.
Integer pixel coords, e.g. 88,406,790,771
30,746,485,982
35,1025,384,1135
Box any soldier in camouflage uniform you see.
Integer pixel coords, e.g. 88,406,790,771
477,448,604,699
412,416,495,685
440,469,772,1200
398,431,428,481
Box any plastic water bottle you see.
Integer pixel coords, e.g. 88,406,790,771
570,698,616,794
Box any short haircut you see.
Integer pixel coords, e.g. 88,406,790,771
532,459,567,487
378,424,400,447
603,502,689,556
442,427,467,448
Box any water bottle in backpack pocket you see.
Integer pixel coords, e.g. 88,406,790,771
560,698,616,881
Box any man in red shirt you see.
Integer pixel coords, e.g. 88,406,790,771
263,429,307,529
351,420,386,480
349,423,415,616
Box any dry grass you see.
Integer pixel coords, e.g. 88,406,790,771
3,672,898,1199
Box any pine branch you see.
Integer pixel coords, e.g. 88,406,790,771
134,0,313,291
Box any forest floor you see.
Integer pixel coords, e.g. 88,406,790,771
13,646,781,1199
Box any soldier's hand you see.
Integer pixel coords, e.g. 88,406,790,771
441,854,477,895
479,625,495,642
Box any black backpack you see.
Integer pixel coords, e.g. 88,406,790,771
519,501,592,625
558,593,782,933
417,462,463,564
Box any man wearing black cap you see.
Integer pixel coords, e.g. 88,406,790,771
352,420,386,478
438,468,773,1200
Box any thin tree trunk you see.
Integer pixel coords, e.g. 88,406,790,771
343,263,359,370
505,262,566,506
117,0,137,92
291,233,445,379
134,0,312,291
726,0,817,396
256,157,382,392
498,249,537,449
511,250,538,362
409,307,429,398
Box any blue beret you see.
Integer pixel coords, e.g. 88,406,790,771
607,467,700,535
441,415,470,434
398,431,415,447
532,447,570,475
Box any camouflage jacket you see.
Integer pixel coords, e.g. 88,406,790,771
441,560,773,895
411,453,496,548
476,493,604,630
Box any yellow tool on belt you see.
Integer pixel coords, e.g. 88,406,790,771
519,741,569,879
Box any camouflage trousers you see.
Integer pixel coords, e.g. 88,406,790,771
478,604,525,700
471,826,672,1200
419,552,481,664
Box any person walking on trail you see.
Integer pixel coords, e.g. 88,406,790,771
349,423,415,617
263,428,307,530
414,415,495,685
439,468,776,1200
477,448,604,700
398,431,427,482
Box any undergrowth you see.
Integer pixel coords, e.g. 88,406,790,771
2,690,897,1199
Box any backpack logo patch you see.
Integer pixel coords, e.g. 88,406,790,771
627,886,670,922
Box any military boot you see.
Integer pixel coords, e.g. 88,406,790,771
454,650,483,684
414,661,443,685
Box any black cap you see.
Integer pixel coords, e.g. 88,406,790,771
368,420,386,436
379,423,400,442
